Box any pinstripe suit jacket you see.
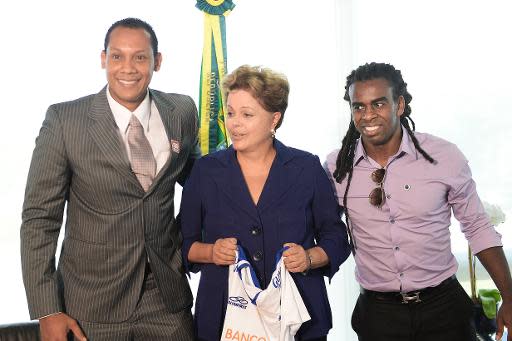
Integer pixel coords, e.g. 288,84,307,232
21,86,199,323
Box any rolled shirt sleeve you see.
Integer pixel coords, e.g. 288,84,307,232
448,159,502,254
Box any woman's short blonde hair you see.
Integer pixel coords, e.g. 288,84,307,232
222,65,289,130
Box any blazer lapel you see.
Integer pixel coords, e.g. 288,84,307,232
87,87,140,188
149,89,181,188
212,148,259,219
257,140,303,213
211,141,302,218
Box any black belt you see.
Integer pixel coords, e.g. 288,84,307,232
360,274,457,304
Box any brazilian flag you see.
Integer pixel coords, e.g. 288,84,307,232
196,0,235,155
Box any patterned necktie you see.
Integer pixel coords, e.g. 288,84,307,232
128,115,156,191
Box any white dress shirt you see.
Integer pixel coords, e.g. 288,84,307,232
107,87,170,174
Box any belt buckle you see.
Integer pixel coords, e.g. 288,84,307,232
400,291,421,304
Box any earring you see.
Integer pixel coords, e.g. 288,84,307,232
270,128,276,138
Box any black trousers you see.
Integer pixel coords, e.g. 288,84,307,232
351,278,476,341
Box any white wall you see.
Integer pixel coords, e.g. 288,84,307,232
348,0,512,255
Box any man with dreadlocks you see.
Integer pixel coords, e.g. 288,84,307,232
324,62,512,341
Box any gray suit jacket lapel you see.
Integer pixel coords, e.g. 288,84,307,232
149,89,182,189
87,87,141,189
86,87,183,193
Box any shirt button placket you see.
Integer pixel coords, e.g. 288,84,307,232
250,226,261,236
252,251,263,262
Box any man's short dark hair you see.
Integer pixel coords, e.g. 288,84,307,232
104,17,158,57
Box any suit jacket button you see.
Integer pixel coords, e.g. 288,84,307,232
252,251,263,262
250,227,261,236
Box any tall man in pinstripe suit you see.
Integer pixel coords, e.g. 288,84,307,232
21,18,199,341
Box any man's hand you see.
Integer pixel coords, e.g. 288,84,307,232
39,313,86,341
283,243,309,273
496,300,512,341
212,237,237,265
475,246,512,341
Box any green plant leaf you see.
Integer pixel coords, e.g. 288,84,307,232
479,289,502,303
478,289,501,319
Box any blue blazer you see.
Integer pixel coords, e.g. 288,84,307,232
180,140,350,340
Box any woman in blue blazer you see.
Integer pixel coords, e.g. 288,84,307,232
180,65,351,341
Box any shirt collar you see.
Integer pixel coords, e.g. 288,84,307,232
399,126,418,159
353,139,366,166
106,87,151,134
353,124,418,166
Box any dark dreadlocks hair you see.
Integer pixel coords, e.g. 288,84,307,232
333,62,436,252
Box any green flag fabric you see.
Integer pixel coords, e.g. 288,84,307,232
196,0,235,155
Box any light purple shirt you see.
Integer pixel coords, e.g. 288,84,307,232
324,128,502,292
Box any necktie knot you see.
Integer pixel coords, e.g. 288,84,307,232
128,114,156,191
129,115,143,128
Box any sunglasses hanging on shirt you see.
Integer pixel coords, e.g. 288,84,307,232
369,168,386,208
